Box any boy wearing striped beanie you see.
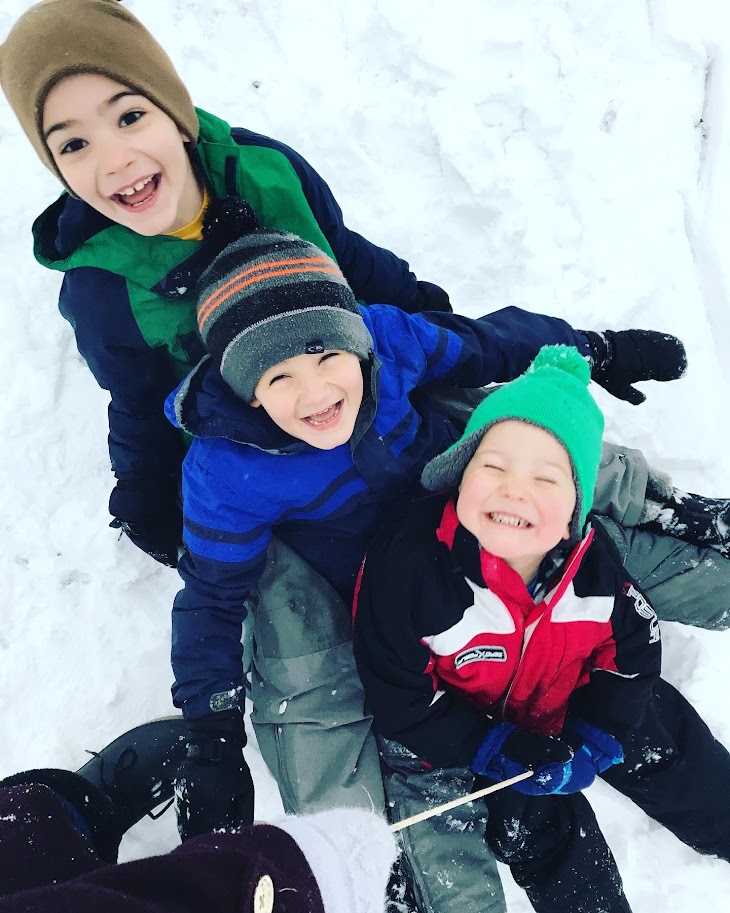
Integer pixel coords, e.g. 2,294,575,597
164,229,616,877
353,346,730,913
166,230,703,913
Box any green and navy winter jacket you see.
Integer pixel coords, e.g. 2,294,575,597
31,108,430,519
164,302,591,720
353,493,662,769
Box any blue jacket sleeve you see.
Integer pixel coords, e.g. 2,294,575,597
231,128,424,311
171,439,273,720
365,304,590,390
58,267,185,483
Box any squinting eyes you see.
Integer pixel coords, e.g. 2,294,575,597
480,464,559,485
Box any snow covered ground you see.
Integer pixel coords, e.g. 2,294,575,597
1,0,730,910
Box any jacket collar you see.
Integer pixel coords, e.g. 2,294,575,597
436,496,594,614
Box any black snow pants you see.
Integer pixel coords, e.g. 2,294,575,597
479,678,730,913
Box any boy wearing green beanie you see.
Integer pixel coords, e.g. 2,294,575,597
354,346,730,913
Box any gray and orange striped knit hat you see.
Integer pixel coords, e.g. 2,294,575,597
197,232,374,402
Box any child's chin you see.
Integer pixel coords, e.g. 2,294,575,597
301,416,356,450
305,431,351,451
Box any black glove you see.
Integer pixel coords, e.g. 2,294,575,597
581,329,687,405
109,476,182,568
174,712,254,841
415,280,453,313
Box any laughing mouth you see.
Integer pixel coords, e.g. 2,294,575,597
487,511,532,528
302,401,342,427
112,174,160,207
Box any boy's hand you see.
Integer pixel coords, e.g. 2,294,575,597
415,280,452,313
174,712,254,841
471,722,575,795
582,329,687,405
109,476,182,567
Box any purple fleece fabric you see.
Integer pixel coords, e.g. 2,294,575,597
0,784,324,913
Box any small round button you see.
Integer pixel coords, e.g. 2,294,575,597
253,874,275,913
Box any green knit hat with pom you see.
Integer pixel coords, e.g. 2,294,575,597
421,345,605,540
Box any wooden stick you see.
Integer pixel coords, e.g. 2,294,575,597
390,770,534,832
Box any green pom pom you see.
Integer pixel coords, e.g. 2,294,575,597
529,344,590,384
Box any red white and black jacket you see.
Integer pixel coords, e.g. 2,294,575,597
352,493,662,768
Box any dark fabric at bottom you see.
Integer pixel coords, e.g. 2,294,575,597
602,677,730,860
0,783,324,913
480,778,631,913
0,784,104,897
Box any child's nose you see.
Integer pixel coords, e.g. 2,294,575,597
499,474,527,499
297,376,328,406
99,135,136,177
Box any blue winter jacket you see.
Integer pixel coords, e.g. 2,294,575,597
165,304,590,720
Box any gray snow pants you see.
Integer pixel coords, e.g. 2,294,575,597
247,537,385,815
246,439,730,913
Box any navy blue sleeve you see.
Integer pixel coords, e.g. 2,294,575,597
58,267,185,482
230,128,424,311
170,437,277,720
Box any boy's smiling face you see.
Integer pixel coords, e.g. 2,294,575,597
251,350,364,450
456,420,576,583
42,74,203,236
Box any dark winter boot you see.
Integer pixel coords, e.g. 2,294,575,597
638,482,730,554
0,717,189,863
76,716,189,834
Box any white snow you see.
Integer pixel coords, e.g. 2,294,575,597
1,0,730,910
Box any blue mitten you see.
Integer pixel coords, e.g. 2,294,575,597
555,718,624,795
471,723,575,796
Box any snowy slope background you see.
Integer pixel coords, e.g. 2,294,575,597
1,0,730,909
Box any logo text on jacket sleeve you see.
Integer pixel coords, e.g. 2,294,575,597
625,583,660,644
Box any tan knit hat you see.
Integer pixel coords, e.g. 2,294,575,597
0,0,199,184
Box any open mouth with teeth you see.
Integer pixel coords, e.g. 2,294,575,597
112,174,161,208
486,511,533,529
302,401,343,428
